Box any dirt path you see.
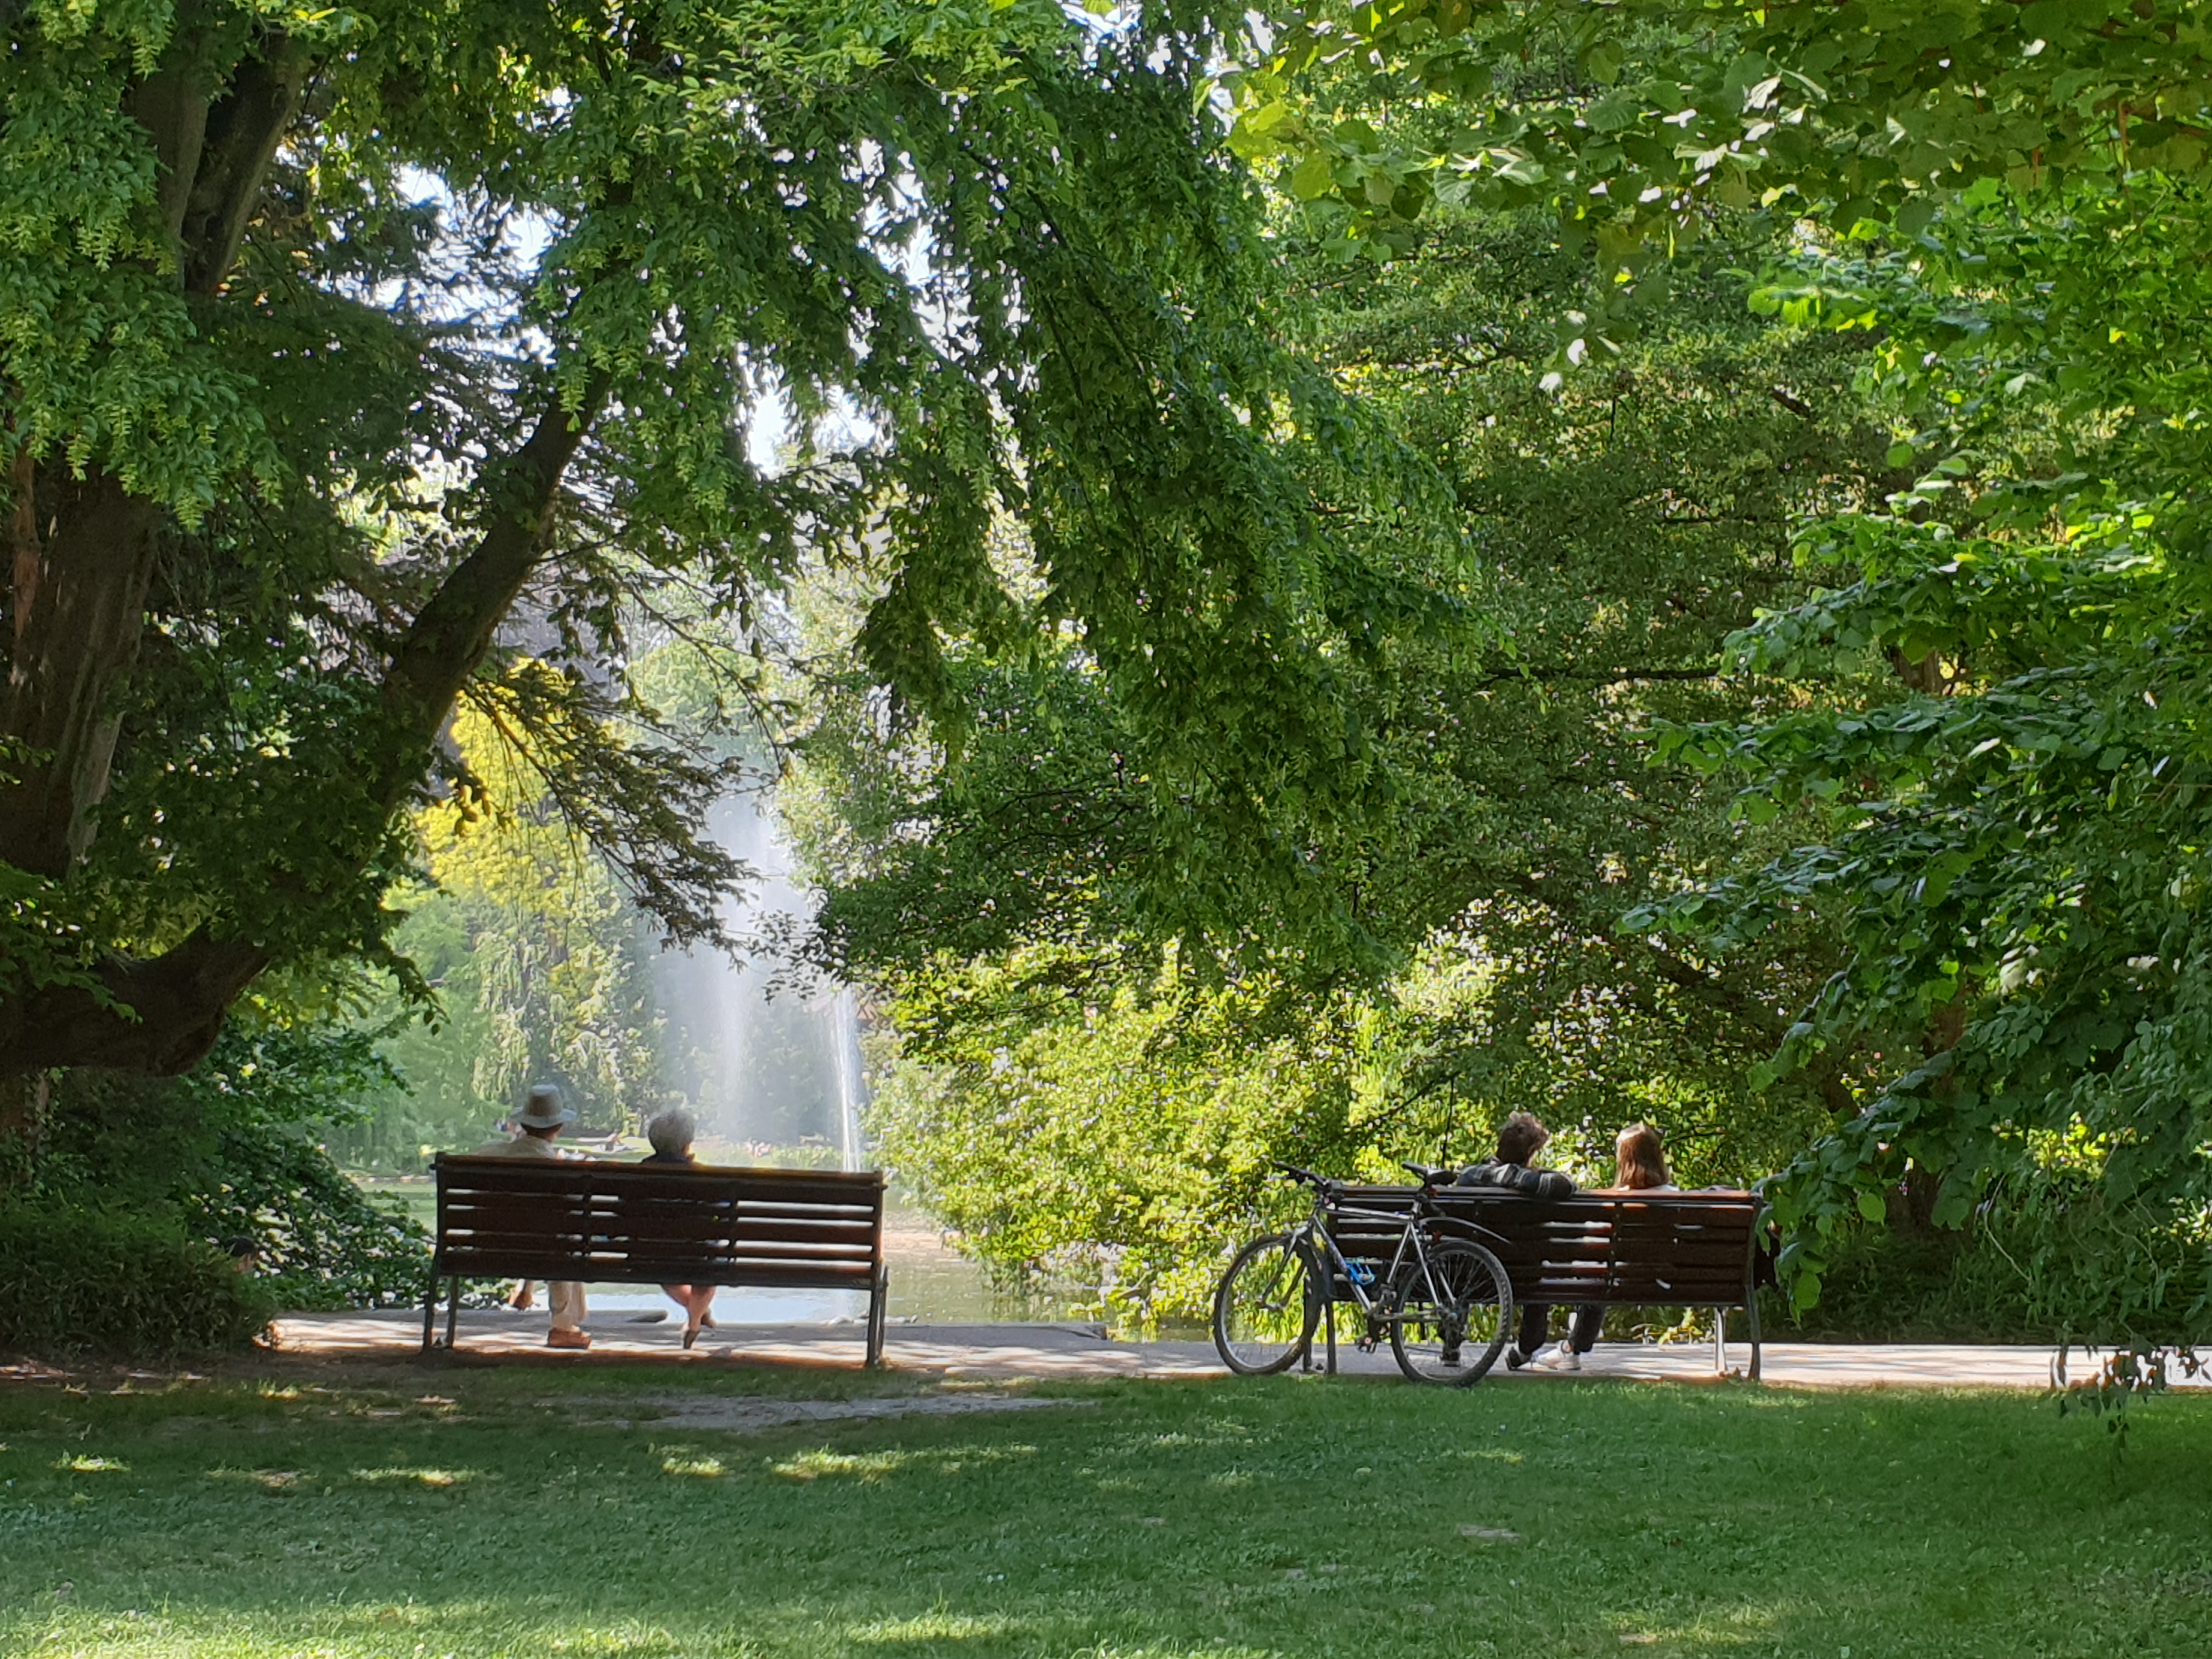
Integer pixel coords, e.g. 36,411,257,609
563,1392,1095,1431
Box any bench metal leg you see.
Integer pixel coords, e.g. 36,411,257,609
865,1266,888,1368
421,1263,441,1354
1713,1309,1728,1376
1746,1294,1763,1381
445,1278,461,1351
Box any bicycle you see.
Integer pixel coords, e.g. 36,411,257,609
1211,1161,1515,1385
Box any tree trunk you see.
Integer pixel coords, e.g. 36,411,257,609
0,469,167,876
1900,1161,1945,1232
1889,996,1967,1235
0,15,626,1079
0,24,331,1077
0,1073,49,1183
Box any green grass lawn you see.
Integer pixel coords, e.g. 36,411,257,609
2,1365,2207,1658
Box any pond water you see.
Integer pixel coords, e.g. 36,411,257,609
356,1179,1085,1326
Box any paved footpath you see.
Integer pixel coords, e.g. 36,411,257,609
270,1308,2205,1391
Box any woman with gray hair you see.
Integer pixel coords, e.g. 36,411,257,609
641,1109,715,1347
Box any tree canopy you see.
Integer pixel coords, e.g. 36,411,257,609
12,0,2211,1342
1230,2,2212,278
1220,2,2212,1302
0,0,1451,1091
780,199,1908,1314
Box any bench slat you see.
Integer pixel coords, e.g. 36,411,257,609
435,1252,878,1288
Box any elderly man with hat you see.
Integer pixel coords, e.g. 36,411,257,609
471,1083,591,1350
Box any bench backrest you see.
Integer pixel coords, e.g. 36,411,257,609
1324,1184,1764,1307
431,1154,885,1290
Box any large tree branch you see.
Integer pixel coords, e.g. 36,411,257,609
1493,867,1863,1116
119,13,310,295
0,932,268,1077
0,381,610,1079
179,33,312,296
1465,663,1728,689
373,375,612,807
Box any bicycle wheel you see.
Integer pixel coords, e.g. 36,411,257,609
1389,1239,1513,1385
1212,1233,1320,1375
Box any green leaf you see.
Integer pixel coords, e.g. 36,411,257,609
1289,153,1338,201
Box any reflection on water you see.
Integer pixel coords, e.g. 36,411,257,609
583,1284,862,1320
585,1216,1090,1324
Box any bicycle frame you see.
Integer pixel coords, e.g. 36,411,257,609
1285,1194,1468,1369
1228,1161,1513,1375
1295,1207,1408,1317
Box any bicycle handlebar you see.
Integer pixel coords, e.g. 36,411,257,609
1274,1159,1353,1203
1274,1159,1466,1192
1256,1158,1510,1249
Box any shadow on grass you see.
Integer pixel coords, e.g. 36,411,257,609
3,1377,2211,1656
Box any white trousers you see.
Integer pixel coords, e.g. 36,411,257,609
549,1280,586,1329
520,1280,588,1329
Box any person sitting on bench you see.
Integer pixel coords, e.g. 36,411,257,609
1528,1122,1681,1373
640,1109,718,1349
1456,1111,1576,1369
472,1084,591,1351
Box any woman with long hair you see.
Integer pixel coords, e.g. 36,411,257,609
1526,1122,1678,1372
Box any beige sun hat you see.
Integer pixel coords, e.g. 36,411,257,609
514,1084,575,1130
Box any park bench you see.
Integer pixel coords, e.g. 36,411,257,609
421,1154,890,1365
1323,1184,1770,1379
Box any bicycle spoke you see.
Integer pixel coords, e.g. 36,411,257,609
1212,1234,1319,1375
1390,1239,1513,1386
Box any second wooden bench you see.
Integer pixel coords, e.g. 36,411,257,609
1323,1184,1769,1378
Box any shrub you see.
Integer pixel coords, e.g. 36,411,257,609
35,1026,431,1311
0,1203,270,1358
1778,1197,2212,1346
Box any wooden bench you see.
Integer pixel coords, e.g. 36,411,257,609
422,1154,890,1365
1322,1184,1769,1379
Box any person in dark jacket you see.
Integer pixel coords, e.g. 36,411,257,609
1455,1111,1575,1368
1456,1110,1576,1202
